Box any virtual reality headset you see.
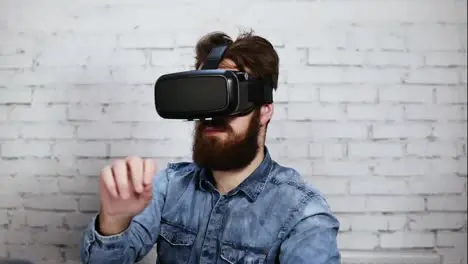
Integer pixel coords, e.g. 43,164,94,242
153,45,276,120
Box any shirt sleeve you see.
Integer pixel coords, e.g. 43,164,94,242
279,195,341,264
79,168,170,264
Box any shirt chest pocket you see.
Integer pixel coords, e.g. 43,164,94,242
156,222,197,264
220,243,268,264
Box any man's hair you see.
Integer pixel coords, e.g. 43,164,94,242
194,30,279,91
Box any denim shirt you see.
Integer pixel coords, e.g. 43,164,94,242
79,149,341,264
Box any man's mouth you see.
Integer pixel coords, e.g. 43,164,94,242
203,126,226,133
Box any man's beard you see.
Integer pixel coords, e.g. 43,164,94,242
192,110,261,171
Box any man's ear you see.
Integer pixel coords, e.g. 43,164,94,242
259,104,273,126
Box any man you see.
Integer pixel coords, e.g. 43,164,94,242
79,31,341,264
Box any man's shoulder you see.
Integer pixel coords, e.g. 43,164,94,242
267,161,333,215
155,161,201,187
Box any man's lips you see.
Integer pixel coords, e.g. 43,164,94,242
203,126,226,133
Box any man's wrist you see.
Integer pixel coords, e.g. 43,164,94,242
96,213,133,236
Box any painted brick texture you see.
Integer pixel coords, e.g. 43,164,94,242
0,0,466,263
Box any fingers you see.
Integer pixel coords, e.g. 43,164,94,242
112,160,130,199
101,157,155,200
126,156,143,194
101,165,118,198
143,159,156,186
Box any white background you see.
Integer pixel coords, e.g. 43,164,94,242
0,0,467,263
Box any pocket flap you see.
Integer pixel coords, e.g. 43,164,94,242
160,222,196,246
220,243,268,264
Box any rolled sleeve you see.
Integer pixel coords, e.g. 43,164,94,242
80,168,170,264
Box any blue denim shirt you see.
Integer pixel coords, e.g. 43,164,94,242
80,148,341,264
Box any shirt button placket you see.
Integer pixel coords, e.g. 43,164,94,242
200,195,228,264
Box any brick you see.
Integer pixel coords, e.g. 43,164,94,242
287,103,345,121
308,142,344,159
319,85,377,103
0,124,21,139
365,51,424,68
308,50,365,66
10,67,113,86
348,142,403,158
341,68,405,84
67,104,105,121
405,68,459,85
436,86,467,104
349,178,408,195
381,232,435,248
0,158,76,176
425,52,467,67
1,141,52,157
32,228,82,246
304,177,348,195
288,67,345,84
78,196,99,213
276,47,307,67
408,213,466,230
52,142,107,157
310,123,368,139
118,32,174,49
287,84,318,102
347,24,406,51
7,244,62,262
0,54,34,69
281,121,310,139
345,215,387,231
407,25,461,51
437,231,467,248
433,123,467,139
0,89,32,104
278,158,313,176
105,104,162,122
372,123,432,139
347,104,403,121
21,124,75,139
9,105,67,121
76,123,132,139
338,232,378,250
64,213,95,230
427,196,468,212
26,211,63,228
311,161,371,177
151,48,194,67
24,195,77,211
406,141,458,158
327,197,367,213
379,85,434,104
6,176,60,195
366,197,425,212
405,105,464,121
76,159,110,176
0,194,22,209
409,176,466,194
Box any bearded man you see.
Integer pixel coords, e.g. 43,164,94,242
79,31,341,264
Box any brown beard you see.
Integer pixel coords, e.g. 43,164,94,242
192,109,261,171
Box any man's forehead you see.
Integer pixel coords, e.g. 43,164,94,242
218,59,238,70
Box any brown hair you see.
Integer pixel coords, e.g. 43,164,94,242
194,30,279,90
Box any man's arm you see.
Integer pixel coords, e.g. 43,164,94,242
279,195,341,264
79,168,170,264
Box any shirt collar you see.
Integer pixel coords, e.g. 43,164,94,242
197,147,274,202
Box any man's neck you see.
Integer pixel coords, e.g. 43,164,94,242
212,146,265,194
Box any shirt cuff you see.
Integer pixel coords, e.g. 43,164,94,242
86,214,132,248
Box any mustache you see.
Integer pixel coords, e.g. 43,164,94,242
199,118,230,130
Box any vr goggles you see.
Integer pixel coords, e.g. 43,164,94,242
153,45,276,120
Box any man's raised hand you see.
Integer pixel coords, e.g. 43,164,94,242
98,156,156,235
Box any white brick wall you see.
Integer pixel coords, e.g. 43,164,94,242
0,0,466,264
